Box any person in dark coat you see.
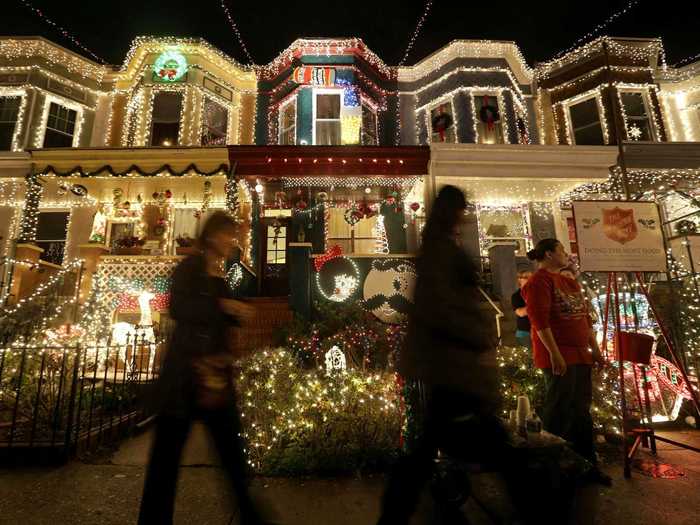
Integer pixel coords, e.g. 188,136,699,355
377,186,525,525
138,212,265,525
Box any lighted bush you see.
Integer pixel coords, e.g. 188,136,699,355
236,348,403,475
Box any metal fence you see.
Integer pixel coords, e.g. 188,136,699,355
0,335,164,463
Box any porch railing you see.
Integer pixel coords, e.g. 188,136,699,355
0,335,164,463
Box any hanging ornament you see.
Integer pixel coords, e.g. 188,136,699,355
479,95,501,131
57,181,69,197
296,200,308,210
409,202,421,224
165,189,173,199
316,192,328,202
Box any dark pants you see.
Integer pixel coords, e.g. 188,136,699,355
138,407,260,525
377,387,531,525
543,364,596,464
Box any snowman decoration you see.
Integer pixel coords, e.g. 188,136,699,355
363,260,417,324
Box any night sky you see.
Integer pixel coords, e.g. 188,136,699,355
1,1,698,67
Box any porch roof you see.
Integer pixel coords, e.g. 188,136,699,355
620,142,700,170
228,146,430,178
29,147,230,177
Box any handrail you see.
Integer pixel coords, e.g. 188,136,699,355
478,286,504,344
239,260,257,278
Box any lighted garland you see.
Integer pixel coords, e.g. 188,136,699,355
226,262,244,291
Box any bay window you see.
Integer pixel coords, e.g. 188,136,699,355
0,97,21,151
150,91,183,147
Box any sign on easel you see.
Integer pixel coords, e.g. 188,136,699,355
572,201,667,273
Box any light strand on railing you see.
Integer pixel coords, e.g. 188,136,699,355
549,0,643,61
399,0,434,66
17,0,106,64
220,0,256,65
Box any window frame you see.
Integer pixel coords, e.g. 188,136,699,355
473,92,507,145
39,95,83,149
35,209,70,265
312,88,343,145
428,98,457,144
200,95,230,146
0,92,25,151
618,89,658,142
566,93,607,146
149,88,185,147
278,96,297,145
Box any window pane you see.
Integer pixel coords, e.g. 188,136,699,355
0,98,20,150
201,98,228,146
43,128,74,148
316,121,341,145
37,212,69,241
621,93,647,118
569,99,600,129
569,99,604,145
151,92,183,146
316,94,340,119
279,101,296,145
361,104,377,145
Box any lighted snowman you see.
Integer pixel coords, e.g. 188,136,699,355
363,260,417,324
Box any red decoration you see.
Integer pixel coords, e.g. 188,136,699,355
410,202,420,212
152,192,159,199
314,245,343,272
165,190,172,199
296,200,308,210
385,196,396,205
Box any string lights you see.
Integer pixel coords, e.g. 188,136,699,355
398,0,433,66
17,0,106,64
220,0,256,65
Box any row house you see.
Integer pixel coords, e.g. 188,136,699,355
0,35,699,344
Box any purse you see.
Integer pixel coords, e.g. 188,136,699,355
192,353,233,410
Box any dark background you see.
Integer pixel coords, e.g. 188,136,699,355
0,1,697,67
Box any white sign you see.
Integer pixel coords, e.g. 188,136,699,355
573,201,667,273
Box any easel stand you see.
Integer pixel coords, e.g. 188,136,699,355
602,272,700,478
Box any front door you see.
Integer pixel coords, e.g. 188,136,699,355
260,217,290,297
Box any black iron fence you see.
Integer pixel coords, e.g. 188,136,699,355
0,335,164,463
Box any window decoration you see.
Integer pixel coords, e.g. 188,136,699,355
430,103,455,143
201,97,229,146
619,91,655,142
475,94,504,144
153,50,188,82
293,66,337,86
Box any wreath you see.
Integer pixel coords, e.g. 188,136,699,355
676,220,698,235
479,103,500,128
431,112,453,142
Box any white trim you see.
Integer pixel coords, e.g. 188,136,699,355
34,93,85,149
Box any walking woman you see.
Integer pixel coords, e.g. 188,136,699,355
522,238,611,485
512,269,533,349
377,186,521,524
138,212,265,524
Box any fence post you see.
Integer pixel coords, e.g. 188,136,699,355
63,343,82,459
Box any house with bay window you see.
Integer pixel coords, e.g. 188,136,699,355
0,34,699,348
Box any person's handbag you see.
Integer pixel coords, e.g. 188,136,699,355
192,353,233,410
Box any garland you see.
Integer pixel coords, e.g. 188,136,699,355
40,163,231,178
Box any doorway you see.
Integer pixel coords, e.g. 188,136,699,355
259,217,290,297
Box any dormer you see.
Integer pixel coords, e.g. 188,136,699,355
255,38,397,146
535,37,667,145
110,38,258,148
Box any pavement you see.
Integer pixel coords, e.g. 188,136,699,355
1,426,699,525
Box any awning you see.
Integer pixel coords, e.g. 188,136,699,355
227,146,430,178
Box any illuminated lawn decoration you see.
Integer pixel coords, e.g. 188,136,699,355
153,50,188,82
316,257,360,303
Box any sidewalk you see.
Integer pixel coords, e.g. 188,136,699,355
0,428,698,525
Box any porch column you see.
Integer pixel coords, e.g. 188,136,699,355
17,173,43,244
7,243,43,303
78,244,110,304
487,241,518,301
288,243,312,319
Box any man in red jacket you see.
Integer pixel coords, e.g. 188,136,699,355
523,238,612,486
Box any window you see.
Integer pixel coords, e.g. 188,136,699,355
568,97,604,145
279,99,296,145
201,98,228,146
36,211,69,265
430,102,456,143
474,95,505,144
43,102,77,148
361,103,378,145
266,225,287,264
315,93,341,145
0,97,21,151
150,91,183,147
620,92,655,141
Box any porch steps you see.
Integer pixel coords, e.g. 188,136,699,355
234,297,293,353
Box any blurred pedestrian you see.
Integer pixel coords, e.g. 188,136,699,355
377,186,526,524
523,238,611,486
138,211,266,525
512,270,533,349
